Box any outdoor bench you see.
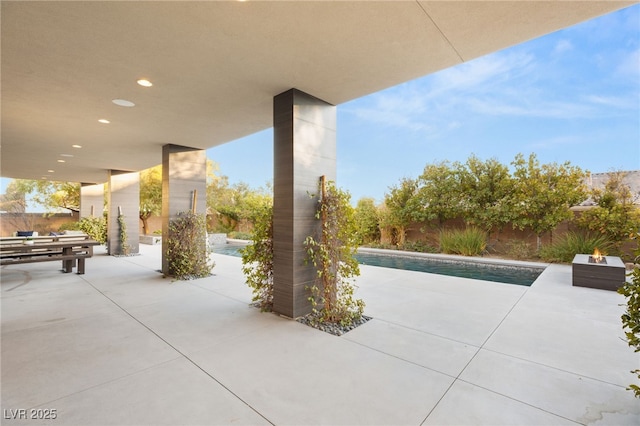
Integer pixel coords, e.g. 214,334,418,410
0,235,100,274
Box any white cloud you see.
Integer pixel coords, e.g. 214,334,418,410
344,28,638,138
466,97,595,119
553,39,573,55
345,51,539,134
584,94,637,109
430,51,535,94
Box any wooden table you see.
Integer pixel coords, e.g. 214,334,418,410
0,239,101,274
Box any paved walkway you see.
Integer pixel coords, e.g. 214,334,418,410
1,244,638,425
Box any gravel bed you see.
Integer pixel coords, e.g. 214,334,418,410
296,313,372,336
250,303,372,336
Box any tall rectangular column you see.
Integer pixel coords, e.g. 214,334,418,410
161,144,207,275
80,183,104,218
107,170,140,255
273,89,337,318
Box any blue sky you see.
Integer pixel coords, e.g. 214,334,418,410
209,4,639,204
2,5,639,208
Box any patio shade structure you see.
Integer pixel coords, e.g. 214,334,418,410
1,1,633,184
1,1,634,316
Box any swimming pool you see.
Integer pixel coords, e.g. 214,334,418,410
212,244,545,286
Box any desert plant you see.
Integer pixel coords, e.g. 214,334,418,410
439,227,487,256
240,206,274,311
304,177,364,326
166,211,214,279
538,232,613,263
618,232,640,398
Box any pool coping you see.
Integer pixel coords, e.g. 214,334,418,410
226,238,549,270
357,247,549,270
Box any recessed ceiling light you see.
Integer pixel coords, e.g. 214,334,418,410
60,154,74,158
137,79,153,87
41,176,48,180
112,99,135,107
72,145,82,149
47,170,55,173
57,159,66,163
98,119,110,124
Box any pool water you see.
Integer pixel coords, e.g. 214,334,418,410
355,252,542,286
212,244,543,286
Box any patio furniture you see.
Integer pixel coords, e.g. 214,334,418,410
0,236,101,274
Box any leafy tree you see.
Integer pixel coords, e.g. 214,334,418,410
381,177,418,246
5,179,79,214
237,183,273,224
0,180,27,213
354,197,380,244
0,180,35,231
412,161,462,225
206,161,235,232
577,171,640,254
1,179,80,232
457,155,513,231
139,165,162,235
206,160,272,233
510,153,587,250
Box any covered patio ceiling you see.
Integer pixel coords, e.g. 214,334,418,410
1,1,633,184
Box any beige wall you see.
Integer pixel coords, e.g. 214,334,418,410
0,212,79,237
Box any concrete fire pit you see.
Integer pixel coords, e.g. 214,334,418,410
572,254,626,291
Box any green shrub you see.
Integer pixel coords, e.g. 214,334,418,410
618,232,640,398
240,206,274,311
166,211,214,279
402,240,439,253
229,231,252,240
59,216,107,244
439,227,487,256
539,232,613,263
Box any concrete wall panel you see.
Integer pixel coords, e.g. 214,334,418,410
107,170,140,255
273,88,336,318
80,183,104,218
161,144,207,275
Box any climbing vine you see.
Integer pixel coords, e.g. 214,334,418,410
240,205,274,311
117,212,130,255
166,211,214,279
619,231,640,398
304,177,364,327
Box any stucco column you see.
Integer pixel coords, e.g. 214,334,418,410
107,170,140,255
80,183,104,218
273,88,337,318
161,144,207,275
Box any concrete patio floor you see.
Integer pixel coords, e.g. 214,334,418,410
1,244,638,425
